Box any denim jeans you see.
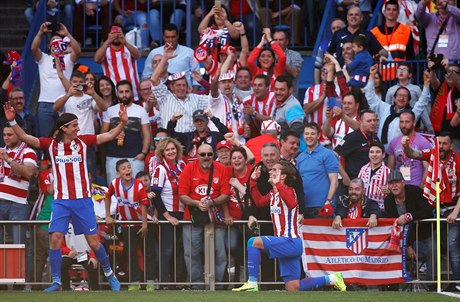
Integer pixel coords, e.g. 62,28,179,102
115,11,149,49
158,221,183,282
182,223,227,289
37,102,59,138
0,199,29,244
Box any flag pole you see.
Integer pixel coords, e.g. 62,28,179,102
436,181,441,293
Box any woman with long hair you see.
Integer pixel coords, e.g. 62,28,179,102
151,137,187,285
247,30,286,90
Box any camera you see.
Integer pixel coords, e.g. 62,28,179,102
428,53,444,70
76,84,88,92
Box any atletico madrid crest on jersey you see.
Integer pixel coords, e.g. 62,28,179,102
346,228,368,255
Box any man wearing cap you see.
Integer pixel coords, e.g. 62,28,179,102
151,44,210,133
216,140,233,166
402,131,460,290
168,109,228,160
297,122,338,218
383,170,433,289
245,120,280,164
243,74,277,139
332,178,380,230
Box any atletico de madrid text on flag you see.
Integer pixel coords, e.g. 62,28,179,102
301,218,406,286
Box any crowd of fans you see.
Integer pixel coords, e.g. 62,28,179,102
1,0,460,293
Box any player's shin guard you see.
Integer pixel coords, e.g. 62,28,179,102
299,276,328,291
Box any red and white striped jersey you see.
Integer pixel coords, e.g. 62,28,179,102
243,92,277,118
331,116,358,148
270,188,300,238
303,84,340,145
0,143,37,204
151,161,186,213
358,162,390,210
102,45,140,100
39,136,96,200
107,177,149,221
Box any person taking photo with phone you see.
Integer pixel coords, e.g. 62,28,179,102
52,71,108,178
31,21,81,139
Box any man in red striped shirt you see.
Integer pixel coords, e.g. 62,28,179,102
4,102,127,292
94,24,142,101
0,123,37,245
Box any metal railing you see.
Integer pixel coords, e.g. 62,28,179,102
0,218,459,291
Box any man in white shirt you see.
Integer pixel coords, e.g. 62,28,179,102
31,22,81,138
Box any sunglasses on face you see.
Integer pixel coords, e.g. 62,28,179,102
199,152,214,157
154,137,168,142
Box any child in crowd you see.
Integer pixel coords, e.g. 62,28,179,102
105,159,156,291
347,35,373,88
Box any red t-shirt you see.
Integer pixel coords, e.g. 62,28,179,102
227,165,252,219
179,161,231,220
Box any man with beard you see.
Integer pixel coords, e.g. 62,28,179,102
332,178,380,230
179,143,230,289
243,74,277,139
273,75,306,151
402,132,460,291
101,80,151,183
94,24,141,101
387,110,431,187
365,65,431,148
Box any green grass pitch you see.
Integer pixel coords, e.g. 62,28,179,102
0,291,458,302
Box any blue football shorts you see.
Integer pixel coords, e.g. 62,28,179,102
49,198,98,235
261,236,303,282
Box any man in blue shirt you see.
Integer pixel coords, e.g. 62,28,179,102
296,122,339,218
142,24,200,88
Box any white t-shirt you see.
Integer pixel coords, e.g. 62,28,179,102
58,94,97,135
37,52,74,103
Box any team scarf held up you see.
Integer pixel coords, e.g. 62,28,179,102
194,27,230,63
50,36,71,70
3,50,22,86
